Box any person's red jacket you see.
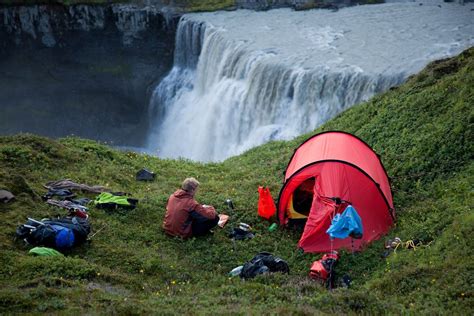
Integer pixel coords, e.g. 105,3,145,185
163,189,217,238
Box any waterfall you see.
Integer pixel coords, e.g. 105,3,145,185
147,3,474,162
147,18,402,161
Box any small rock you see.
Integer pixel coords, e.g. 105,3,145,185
0,189,15,203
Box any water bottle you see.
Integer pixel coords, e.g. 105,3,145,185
268,223,278,232
229,265,243,277
225,199,234,210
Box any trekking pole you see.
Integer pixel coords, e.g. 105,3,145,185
351,238,355,256
27,218,46,226
232,237,237,252
327,262,334,291
88,224,108,240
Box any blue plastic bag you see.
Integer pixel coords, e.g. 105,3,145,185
326,205,363,239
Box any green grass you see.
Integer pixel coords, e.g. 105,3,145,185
1,47,473,314
173,0,235,12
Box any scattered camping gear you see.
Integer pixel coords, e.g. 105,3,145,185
238,222,251,232
218,214,230,228
46,199,89,212
229,265,244,277
258,186,276,219
29,247,64,257
136,168,156,181
277,131,395,253
309,251,339,289
16,216,91,250
326,205,363,240
87,224,108,241
70,198,91,206
382,237,428,257
229,227,255,240
44,179,108,193
46,199,89,219
93,192,138,210
240,252,289,279
225,199,235,211
340,274,352,288
0,189,15,203
268,223,278,232
229,223,254,240
42,189,75,201
68,209,88,219
385,237,402,250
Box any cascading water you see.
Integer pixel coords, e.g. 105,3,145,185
147,1,474,162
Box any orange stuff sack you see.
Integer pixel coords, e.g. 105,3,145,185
258,186,276,220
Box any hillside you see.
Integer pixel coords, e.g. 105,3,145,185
0,47,472,314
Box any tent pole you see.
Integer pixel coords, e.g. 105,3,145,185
351,238,355,256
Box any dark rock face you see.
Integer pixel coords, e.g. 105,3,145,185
0,4,177,147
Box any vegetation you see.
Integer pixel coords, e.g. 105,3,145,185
0,0,235,10
0,48,473,314
169,0,235,12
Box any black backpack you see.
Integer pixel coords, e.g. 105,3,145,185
240,252,289,279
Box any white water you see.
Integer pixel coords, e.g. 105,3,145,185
147,1,474,161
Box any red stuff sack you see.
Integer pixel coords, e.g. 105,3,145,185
309,251,339,287
257,186,276,220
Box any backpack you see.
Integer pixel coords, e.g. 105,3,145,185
309,251,339,289
16,216,90,250
240,252,289,279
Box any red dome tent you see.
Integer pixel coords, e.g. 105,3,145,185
277,131,395,253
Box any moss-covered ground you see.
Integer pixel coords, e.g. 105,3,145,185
0,48,473,314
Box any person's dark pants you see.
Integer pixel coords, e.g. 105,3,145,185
190,212,219,236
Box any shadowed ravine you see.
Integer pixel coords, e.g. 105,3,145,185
0,4,176,147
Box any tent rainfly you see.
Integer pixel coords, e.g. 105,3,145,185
277,131,395,253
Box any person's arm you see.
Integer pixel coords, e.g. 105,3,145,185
192,202,217,219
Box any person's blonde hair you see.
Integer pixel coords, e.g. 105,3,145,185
181,177,200,193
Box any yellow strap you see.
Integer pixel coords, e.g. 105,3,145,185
404,240,417,251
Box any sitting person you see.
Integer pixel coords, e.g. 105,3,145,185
163,177,219,238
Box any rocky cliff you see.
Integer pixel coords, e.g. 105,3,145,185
0,4,177,146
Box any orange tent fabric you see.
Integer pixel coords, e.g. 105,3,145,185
277,131,395,253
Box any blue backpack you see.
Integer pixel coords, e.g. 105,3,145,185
51,225,75,249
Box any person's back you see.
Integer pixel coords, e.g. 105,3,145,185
163,178,218,238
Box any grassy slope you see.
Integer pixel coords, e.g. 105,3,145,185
0,47,472,314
